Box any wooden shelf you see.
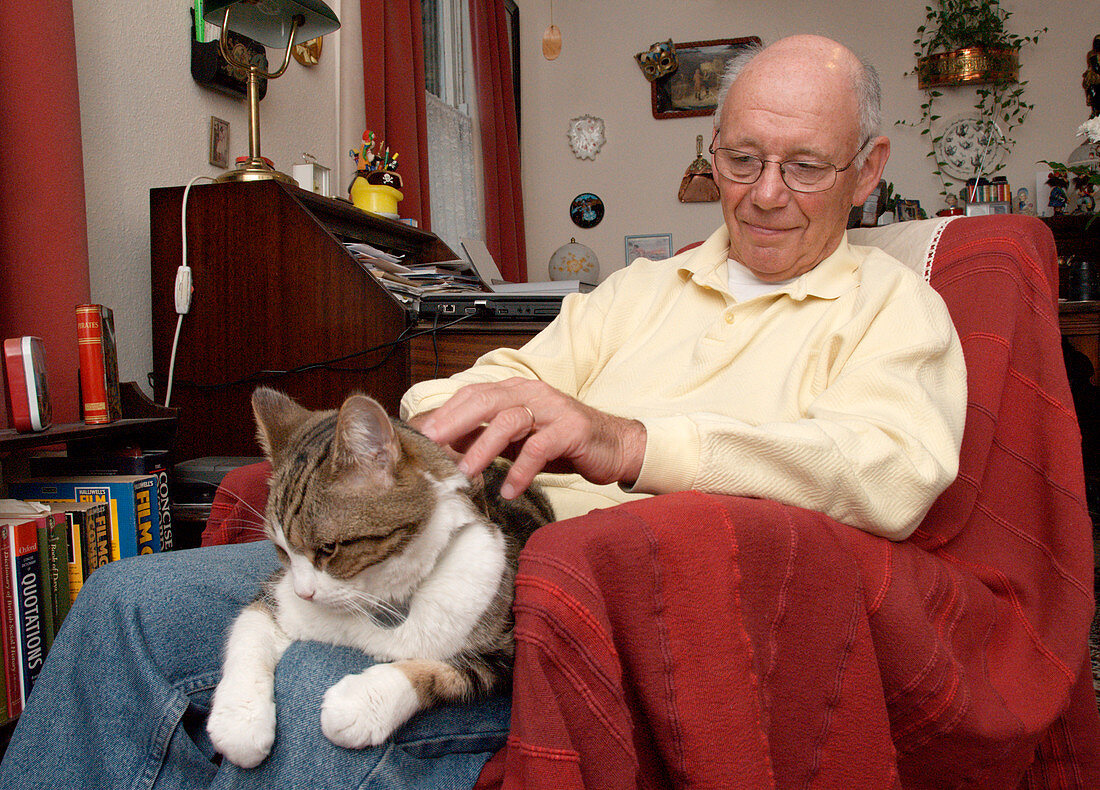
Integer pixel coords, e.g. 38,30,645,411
0,383,176,455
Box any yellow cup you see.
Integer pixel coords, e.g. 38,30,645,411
350,177,403,216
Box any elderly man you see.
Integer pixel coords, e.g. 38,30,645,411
406,34,965,540
0,35,965,790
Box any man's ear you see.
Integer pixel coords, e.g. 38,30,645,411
851,136,891,207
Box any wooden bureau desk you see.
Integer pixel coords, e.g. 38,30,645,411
409,320,547,384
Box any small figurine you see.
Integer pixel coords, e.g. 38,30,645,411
1015,187,1036,216
1073,173,1096,214
937,193,963,217
1084,35,1100,118
1047,170,1069,215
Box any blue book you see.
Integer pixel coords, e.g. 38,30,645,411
11,475,161,560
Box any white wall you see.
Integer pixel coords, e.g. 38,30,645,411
73,0,364,396
76,0,1096,391
514,0,1096,279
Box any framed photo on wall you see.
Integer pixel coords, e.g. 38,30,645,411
625,233,673,265
651,36,761,119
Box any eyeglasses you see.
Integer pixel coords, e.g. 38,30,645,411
708,132,870,193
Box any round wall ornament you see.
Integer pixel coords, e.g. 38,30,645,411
933,113,1007,180
569,192,604,228
568,115,606,160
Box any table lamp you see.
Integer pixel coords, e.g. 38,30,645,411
204,0,340,184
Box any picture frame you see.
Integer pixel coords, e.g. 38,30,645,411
625,233,673,265
896,198,922,222
209,116,230,169
651,37,761,119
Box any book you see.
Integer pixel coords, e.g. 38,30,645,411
0,524,22,721
10,475,161,560
75,303,121,424
45,503,88,605
0,502,62,649
0,518,46,708
29,450,175,552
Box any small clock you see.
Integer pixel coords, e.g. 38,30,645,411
568,115,606,160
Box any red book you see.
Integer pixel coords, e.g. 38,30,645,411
0,522,24,721
75,304,121,425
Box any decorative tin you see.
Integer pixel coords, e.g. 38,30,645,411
916,45,1019,89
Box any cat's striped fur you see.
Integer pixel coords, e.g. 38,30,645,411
207,387,553,768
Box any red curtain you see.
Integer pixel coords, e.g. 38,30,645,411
0,0,91,426
359,0,432,230
469,0,527,281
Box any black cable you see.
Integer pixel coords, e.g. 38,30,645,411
175,312,476,391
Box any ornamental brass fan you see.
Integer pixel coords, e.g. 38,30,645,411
679,134,719,202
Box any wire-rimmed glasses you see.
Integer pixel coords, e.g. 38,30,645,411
708,132,869,193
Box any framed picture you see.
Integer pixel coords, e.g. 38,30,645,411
625,234,673,265
209,116,229,169
896,199,922,222
651,37,761,119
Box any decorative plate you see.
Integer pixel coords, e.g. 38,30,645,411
569,192,604,228
568,115,606,160
934,114,1006,180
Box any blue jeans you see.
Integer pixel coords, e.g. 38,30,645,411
0,542,509,789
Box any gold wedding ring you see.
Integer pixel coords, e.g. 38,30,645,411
520,405,536,428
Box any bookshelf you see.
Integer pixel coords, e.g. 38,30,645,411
0,383,176,482
149,180,460,462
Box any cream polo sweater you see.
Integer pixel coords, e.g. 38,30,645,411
401,225,967,540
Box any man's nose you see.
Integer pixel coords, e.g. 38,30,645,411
749,160,791,208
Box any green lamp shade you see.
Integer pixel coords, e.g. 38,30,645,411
204,0,340,49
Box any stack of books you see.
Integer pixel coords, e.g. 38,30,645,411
0,447,176,724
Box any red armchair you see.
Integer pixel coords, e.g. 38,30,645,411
204,215,1100,788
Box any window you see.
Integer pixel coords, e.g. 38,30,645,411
421,0,481,253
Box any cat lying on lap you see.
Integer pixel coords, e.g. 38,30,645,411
207,387,553,768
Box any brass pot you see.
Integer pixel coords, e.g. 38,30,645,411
917,45,1020,89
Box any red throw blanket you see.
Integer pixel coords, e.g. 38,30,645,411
473,216,1100,789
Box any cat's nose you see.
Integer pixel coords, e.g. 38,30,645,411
294,580,316,600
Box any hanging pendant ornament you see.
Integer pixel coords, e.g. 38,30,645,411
542,0,561,60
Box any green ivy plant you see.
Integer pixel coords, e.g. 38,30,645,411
898,0,1045,200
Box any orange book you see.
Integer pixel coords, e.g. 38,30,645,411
75,304,120,424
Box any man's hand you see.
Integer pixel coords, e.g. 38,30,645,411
414,378,647,499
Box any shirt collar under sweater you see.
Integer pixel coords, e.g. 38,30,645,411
676,224,861,302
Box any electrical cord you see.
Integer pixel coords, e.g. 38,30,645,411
173,312,477,392
163,174,216,408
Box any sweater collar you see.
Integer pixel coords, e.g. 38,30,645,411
676,225,860,301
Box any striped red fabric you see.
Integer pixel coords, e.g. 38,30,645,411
476,215,1100,788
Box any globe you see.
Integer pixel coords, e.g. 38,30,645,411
548,238,600,283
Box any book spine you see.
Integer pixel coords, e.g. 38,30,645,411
48,514,71,629
86,503,111,574
75,304,110,424
149,465,173,552
133,477,159,554
9,520,45,704
63,509,84,604
0,526,23,720
33,519,56,654
100,307,122,421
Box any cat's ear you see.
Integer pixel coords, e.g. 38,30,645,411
331,394,401,491
252,387,312,465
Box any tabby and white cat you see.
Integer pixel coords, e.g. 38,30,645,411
206,387,553,768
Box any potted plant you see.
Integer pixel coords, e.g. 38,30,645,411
900,0,1044,202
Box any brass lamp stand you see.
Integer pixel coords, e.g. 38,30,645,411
214,8,301,184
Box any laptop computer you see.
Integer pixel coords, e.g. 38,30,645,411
416,239,589,321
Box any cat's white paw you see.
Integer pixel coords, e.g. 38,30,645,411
320,663,420,749
207,677,277,769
